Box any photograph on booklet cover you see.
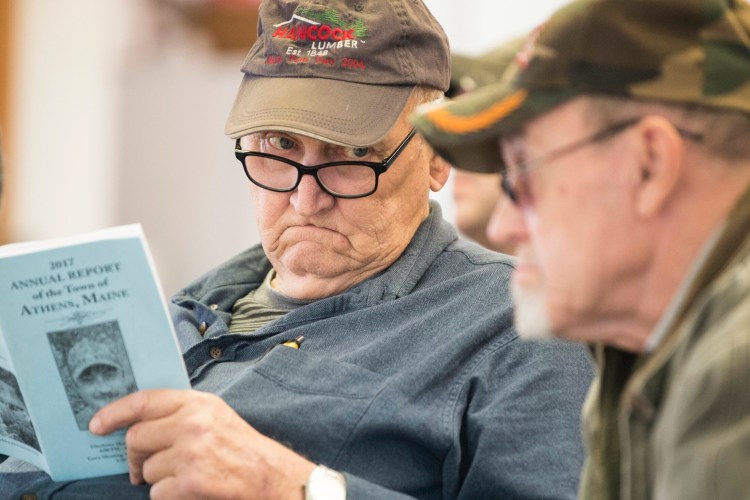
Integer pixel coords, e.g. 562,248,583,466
47,321,137,431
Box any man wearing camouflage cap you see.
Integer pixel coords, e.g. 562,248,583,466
0,1,593,499
414,0,750,498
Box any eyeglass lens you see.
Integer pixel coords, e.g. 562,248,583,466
244,157,378,197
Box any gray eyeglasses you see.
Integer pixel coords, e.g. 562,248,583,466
501,117,703,206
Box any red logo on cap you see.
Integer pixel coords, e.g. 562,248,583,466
270,7,368,70
273,22,355,42
272,8,366,42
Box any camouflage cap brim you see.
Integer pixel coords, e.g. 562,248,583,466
413,84,579,172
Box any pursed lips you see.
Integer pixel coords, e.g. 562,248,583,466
281,224,347,244
286,223,337,233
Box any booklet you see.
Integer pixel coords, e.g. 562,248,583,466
0,224,190,481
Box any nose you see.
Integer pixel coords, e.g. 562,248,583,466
486,195,528,248
290,171,335,216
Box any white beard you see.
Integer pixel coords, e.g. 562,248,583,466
511,280,554,340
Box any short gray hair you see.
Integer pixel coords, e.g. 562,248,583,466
406,86,444,114
404,86,444,155
582,94,750,162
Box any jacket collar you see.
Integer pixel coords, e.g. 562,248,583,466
622,181,750,408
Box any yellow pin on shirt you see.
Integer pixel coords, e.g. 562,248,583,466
281,335,305,349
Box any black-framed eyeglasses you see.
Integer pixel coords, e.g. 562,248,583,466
501,117,704,206
234,129,417,199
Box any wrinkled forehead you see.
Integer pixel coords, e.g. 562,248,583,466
240,128,366,149
239,120,408,150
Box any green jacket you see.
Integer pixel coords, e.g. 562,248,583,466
580,184,750,500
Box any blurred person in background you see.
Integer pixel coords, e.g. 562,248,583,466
415,0,750,498
447,39,524,255
0,1,592,499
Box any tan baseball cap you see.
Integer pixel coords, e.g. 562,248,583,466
413,0,750,172
225,0,450,147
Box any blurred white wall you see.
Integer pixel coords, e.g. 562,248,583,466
12,0,133,237
9,0,568,295
11,0,255,295
427,0,566,55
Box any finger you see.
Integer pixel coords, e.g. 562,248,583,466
147,475,182,500
124,417,184,485
122,393,229,485
127,442,178,486
140,446,181,486
89,389,190,435
147,462,215,500
126,427,160,485
145,452,237,500
125,415,180,455
124,394,229,455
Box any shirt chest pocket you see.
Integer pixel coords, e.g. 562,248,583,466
215,345,388,466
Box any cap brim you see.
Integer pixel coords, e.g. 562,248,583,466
72,362,120,381
225,75,414,147
412,82,579,172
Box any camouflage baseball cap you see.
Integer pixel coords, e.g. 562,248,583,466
225,0,450,147
413,0,750,173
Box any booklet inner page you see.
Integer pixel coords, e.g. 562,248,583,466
0,329,47,472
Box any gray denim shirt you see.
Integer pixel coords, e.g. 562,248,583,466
1,203,593,499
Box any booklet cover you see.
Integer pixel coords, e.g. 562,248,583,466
0,224,190,481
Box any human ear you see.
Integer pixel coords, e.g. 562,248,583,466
428,151,451,192
632,115,684,217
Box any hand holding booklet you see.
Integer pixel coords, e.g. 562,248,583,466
0,224,189,481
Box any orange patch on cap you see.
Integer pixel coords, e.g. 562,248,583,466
426,89,529,134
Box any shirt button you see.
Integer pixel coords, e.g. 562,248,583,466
209,304,219,311
21,494,37,500
198,322,208,335
209,346,222,359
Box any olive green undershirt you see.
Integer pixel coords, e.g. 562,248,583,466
228,269,312,333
